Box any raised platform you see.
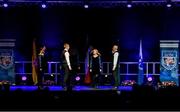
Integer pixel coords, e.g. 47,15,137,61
9,85,133,91
0,85,180,110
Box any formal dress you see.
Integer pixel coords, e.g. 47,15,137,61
90,55,102,87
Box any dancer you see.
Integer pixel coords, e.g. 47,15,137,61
38,46,46,88
90,49,102,88
61,43,72,90
112,45,120,89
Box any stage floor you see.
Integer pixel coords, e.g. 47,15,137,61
9,85,133,91
1,85,180,111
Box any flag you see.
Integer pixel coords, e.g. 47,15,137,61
84,47,91,84
32,39,38,85
138,40,144,85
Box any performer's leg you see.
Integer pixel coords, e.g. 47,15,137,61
93,71,99,88
113,69,119,87
95,74,99,87
63,66,69,88
117,70,120,87
39,70,43,86
91,72,96,87
67,70,74,90
37,70,44,90
97,73,101,87
112,71,115,86
70,69,75,87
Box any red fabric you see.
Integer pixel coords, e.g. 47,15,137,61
84,69,91,84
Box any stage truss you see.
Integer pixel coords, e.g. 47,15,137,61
0,0,180,7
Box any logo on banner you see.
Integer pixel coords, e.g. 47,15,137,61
162,50,177,70
0,50,13,69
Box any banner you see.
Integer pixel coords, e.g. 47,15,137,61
32,39,38,85
0,49,15,84
160,40,179,86
138,40,144,85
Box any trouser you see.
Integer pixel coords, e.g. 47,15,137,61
91,71,100,87
63,65,73,88
37,69,43,86
70,67,77,86
112,68,120,87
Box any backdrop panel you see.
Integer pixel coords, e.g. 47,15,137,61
0,39,15,84
160,40,179,86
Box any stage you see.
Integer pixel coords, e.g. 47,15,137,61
8,85,133,91
1,1,180,111
0,85,180,111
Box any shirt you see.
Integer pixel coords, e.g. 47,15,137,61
113,52,119,70
64,49,71,69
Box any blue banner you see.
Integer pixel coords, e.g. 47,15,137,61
0,49,15,84
160,43,179,86
138,40,144,85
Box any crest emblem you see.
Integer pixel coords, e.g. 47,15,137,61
0,49,13,69
0,56,13,69
161,50,177,70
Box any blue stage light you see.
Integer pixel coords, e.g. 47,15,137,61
22,76,27,81
84,4,89,9
166,4,172,8
41,4,46,8
75,76,80,81
147,76,153,82
51,74,54,77
127,4,132,8
3,3,8,8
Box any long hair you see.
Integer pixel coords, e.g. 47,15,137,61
91,48,101,56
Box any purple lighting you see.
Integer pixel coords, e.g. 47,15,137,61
84,4,89,8
41,4,46,8
3,3,8,8
166,4,172,8
75,76,80,81
22,76,27,81
127,4,132,8
147,77,152,82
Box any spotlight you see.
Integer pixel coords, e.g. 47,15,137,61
41,4,46,8
166,4,172,8
75,76,80,81
127,4,132,8
147,77,152,82
84,4,89,9
22,76,27,81
3,3,8,8
105,75,108,77
51,74,54,77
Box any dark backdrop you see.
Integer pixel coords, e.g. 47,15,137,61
0,5,180,62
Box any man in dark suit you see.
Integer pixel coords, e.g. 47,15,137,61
112,45,120,89
61,43,72,90
38,46,47,88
